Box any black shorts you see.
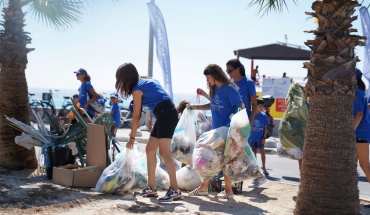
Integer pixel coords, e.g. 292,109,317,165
151,100,178,139
356,138,368,143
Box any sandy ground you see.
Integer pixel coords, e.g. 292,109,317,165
1,168,370,215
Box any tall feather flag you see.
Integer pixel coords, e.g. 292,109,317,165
359,6,370,97
147,3,173,98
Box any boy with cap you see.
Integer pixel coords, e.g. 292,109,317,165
110,93,121,134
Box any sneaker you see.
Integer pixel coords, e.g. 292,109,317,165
134,185,158,197
158,187,183,202
248,175,267,188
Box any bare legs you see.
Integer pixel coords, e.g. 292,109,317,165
253,148,268,173
146,136,179,190
356,143,370,183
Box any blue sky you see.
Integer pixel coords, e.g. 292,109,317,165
19,0,368,94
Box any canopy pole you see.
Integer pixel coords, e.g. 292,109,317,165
237,50,239,60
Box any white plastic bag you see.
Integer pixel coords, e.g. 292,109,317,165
223,145,263,182
277,142,302,160
176,165,202,191
224,109,251,164
155,166,170,190
94,148,135,194
192,126,229,181
171,108,197,166
195,111,212,140
132,146,148,189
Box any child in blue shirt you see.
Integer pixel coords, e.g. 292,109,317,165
249,98,270,175
109,93,121,134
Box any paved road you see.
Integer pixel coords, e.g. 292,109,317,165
262,154,370,200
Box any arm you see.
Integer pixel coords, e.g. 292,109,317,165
187,103,211,110
249,95,257,129
84,88,99,110
197,88,210,100
126,90,143,149
354,111,363,130
262,125,268,144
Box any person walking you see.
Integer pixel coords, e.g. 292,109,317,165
354,68,370,183
115,62,182,202
187,64,244,200
74,68,99,119
248,98,270,175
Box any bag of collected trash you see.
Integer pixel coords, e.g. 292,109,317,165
94,148,135,194
223,144,263,182
192,126,229,181
276,142,302,160
194,111,212,140
278,83,308,151
171,108,197,166
132,146,148,189
224,109,251,164
176,165,202,191
155,166,170,190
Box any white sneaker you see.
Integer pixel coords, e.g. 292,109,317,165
248,175,267,188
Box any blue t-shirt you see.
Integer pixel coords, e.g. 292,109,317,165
234,77,256,117
249,112,270,142
78,82,95,116
354,89,370,142
211,84,242,129
111,103,121,129
132,78,172,111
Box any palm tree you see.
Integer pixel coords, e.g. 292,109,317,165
0,0,90,169
250,0,364,214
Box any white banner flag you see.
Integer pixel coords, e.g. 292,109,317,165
147,3,173,98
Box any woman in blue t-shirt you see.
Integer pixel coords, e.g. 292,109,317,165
115,63,182,202
354,69,370,183
74,68,99,119
188,64,244,200
226,59,257,128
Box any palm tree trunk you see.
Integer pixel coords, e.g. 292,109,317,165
295,95,359,214
0,0,37,169
294,0,363,213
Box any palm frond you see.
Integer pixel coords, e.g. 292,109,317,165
249,0,298,16
26,0,88,30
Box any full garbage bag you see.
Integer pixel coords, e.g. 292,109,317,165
132,146,148,189
192,126,229,181
94,148,135,194
224,109,251,164
155,165,170,190
195,111,212,140
276,142,302,160
278,83,308,151
223,144,263,182
176,165,202,191
171,108,197,166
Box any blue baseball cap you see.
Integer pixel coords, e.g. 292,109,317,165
356,68,362,77
73,68,87,75
110,93,118,98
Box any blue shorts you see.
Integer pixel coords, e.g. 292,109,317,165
249,141,264,149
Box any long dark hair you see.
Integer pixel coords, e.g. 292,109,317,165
203,64,235,99
226,59,246,76
115,63,139,98
357,76,366,91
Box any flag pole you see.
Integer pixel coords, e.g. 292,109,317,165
148,0,154,78
146,0,155,129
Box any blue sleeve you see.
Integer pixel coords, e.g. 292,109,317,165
228,85,243,107
247,80,256,97
354,97,364,113
112,104,119,113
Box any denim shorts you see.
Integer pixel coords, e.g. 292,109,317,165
249,141,264,149
150,100,178,139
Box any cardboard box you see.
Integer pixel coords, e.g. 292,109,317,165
52,124,108,187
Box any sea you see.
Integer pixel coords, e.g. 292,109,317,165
28,87,210,113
